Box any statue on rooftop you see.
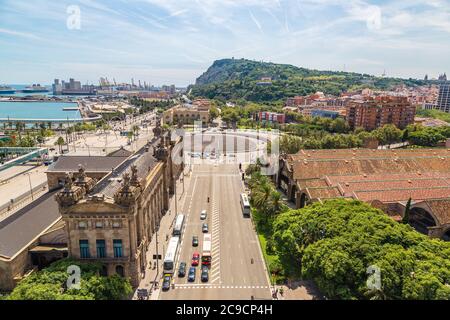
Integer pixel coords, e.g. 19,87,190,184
77,164,86,182
130,165,140,186
64,172,73,191
121,172,131,192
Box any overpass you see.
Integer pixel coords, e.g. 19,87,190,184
0,147,49,172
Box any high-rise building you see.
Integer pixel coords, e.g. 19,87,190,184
346,96,415,131
436,82,450,113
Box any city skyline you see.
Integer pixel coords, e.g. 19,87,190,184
0,0,450,86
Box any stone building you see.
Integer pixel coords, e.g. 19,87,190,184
163,101,211,127
55,128,182,287
276,148,450,241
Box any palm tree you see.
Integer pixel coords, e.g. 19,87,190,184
252,182,273,212
55,136,65,154
267,191,286,217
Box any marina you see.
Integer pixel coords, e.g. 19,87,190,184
0,101,82,121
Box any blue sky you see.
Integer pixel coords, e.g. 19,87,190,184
0,0,449,86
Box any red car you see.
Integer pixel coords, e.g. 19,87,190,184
191,252,200,266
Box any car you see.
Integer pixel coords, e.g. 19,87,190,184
188,267,196,282
202,223,209,233
201,266,209,282
191,252,200,266
178,262,187,277
200,210,207,220
162,274,171,291
192,235,199,247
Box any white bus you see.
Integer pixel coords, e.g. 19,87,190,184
202,234,212,266
163,236,180,274
172,214,185,236
240,193,251,217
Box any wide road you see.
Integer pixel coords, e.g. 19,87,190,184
159,163,272,300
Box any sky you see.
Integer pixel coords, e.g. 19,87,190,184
0,0,449,86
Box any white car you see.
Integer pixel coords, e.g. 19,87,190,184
200,210,207,220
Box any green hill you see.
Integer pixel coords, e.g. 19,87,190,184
190,58,428,102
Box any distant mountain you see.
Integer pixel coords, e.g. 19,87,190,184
190,58,428,102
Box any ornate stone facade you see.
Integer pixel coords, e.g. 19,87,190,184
56,134,182,287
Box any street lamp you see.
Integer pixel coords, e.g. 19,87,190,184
24,172,33,201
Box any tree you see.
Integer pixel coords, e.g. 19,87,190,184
271,199,450,300
7,259,132,300
372,124,402,145
55,136,65,153
209,106,220,121
402,198,412,224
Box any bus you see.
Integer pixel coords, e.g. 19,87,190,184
163,236,180,274
240,193,251,217
202,234,212,266
173,214,185,236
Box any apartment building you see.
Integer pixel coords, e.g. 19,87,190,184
346,96,415,130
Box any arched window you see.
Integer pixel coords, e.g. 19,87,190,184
100,265,108,277
116,265,125,277
443,229,450,242
408,207,437,235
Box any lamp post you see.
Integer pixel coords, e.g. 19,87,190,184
25,172,33,200
155,222,160,276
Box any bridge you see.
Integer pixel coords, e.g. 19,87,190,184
0,147,49,172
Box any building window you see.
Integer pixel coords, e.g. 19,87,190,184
79,240,90,259
96,240,106,258
78,221,87,229
113,239,123,258
95,221,103,229
112,222,121,228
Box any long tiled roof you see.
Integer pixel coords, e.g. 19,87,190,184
47,156,128,172
89,137,159,198
0,191,60,259
289,149,450,221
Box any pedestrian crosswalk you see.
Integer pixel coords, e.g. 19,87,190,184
210,181,221,284
174,284,270,290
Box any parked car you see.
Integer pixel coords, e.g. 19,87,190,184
162,274,171,291
188,267,196,282
202,223,209,233
200,210,207,220
178,262,186,277
191,252,200,266
192,235,199,247
201,266,209,282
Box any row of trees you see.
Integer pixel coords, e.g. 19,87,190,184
246,167,450,299
5,259,132,300
272,200,450,300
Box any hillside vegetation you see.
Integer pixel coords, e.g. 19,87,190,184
191,58,428,102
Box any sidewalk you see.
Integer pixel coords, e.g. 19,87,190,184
133,165,193,300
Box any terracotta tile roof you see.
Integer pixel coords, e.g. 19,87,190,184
354,188,450,203
291,148,450,161
306,187,342,200
338,178,450,196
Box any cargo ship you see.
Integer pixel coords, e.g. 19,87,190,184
22,84,49,93
0,86,16,94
